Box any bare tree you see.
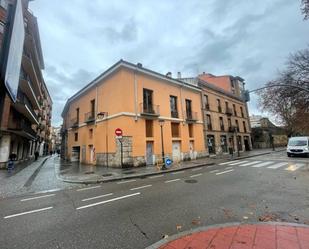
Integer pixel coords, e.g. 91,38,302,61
259,47,309,136
302,0,309,19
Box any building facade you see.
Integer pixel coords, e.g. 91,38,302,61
61,60,207,167
0,0,52,168
182,74,252,155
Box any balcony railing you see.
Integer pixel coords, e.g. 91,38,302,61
171,110,179,118
225,107,233,116
218,106,222,113
205,104,210,111
85,112,95,123
186,111,198,122
71,118,78,128
11,119,37,138
17,91,39,121
140,103,160,117
207,124,213,131
228,126,239,133
220,125,225,131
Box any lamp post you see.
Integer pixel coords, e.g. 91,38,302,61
159,119,166,170
234,127,240,157
97,112,108,167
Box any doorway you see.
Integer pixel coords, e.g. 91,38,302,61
207,135,215,154
189,141,195,160
172,141,181,162
71,146,80,162
146,142,154,165
89,145,94,163
244,136,250,151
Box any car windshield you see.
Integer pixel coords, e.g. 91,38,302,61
288,140,308,146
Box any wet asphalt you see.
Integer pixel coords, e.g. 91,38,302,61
0,151,308,249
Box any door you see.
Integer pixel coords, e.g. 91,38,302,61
244,136,250,151
172,141,181,162
146,142,153,166
189,141,195,160
71,146,80,162
89,145,94,163
207,135,215,154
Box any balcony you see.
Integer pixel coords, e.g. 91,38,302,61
207,124,213,131
205,104,210,111
140,103,160,117
218,106,222,113
14,91,39,125
225,107,233,116
85,112,95,124
171,110,179,118
8,119,37,139
220,125,225,131
228,126,239,133
71,118,78,128
186,111,198,122
19,69,40,110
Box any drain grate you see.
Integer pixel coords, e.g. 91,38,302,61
102,173,113,177
185,179,198,184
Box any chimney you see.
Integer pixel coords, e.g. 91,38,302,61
177,72,181,79
166,72,172,78
137,63,143,68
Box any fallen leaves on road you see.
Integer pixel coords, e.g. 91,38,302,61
258,213,280,222
192,218,201,225
176,224,182,230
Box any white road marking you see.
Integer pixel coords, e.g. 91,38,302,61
117,179,137,184
251,161,274,168
76,193,141,210
210,169,219,173
130,185,152,191
76,186,101,192
229,161,248,166
82,193,114,202
21,194,56,202
149,175,164,179
192,167,203,172
268,162,289,169
190,173,203,178
285,163,305,171
219,161,234,165
239,161,262,167
4,207,53,219
172,171,185,175
165,179,181,183
216,169,234,175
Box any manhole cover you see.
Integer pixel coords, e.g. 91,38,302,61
123,171,135,175
102,173,113,177
185,179,198,184
84,171,94,174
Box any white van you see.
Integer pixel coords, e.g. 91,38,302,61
287,137,309,157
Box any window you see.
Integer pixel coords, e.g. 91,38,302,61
235,120,239,132
231,79,235,88
225,101,228,110
188,124,193,138
90,99,95,118
220,135,228,153
217,99,222,113
204,95,209,110
233,104,237,116
74,133,78,141
240,106,244,118
89,129,93,139
145,120,153,137
219,117,224,131
76,108,79,123
206,114,212,130
185,99,192,119
143,89,153,113
228,118,232,128
243,121,247,133
170,96,178,118
171,122,180,137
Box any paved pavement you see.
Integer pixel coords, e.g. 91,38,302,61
0,150,308,248
56,148,286,184
147,223,309,249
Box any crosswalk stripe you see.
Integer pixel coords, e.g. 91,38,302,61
285,163,305,171
219,161,234,165
229,161,248,166
267,162,289,169
239,161,262,167
252,161,274,168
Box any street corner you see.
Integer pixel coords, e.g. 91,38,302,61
147,222,309,249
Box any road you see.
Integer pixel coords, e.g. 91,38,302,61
0,151,308,249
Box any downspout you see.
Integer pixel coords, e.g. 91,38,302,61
134,68,138,121
180,82,185,125
95,85,98,125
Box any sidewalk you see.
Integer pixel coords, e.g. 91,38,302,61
56,147,285,184
146,222,309,249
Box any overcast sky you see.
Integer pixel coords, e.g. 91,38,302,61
30,0,309,126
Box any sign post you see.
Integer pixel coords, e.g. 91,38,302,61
115,128,123,168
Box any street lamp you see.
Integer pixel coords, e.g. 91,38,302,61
159,119,166,170
97,112,108,167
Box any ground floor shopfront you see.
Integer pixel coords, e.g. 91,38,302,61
205,131,252,155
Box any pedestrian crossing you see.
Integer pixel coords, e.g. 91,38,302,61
219,160,306,172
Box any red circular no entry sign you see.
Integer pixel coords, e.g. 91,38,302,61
115,128,123,136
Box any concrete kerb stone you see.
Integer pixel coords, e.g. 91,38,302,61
57,149,286,184
145,221,309,249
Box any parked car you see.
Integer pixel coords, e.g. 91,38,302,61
287,137,309,157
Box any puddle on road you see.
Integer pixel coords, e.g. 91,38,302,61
185,179,198,184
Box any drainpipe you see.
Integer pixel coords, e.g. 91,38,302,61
95,85,98,125
134,68,138,121
180,83,185,125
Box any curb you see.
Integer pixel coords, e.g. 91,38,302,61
57,149,286,184
145,221,309,249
